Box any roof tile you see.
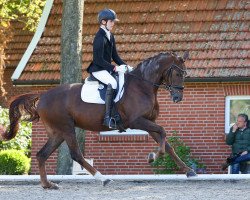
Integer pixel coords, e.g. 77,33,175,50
196,0,208,10
216,0,228,9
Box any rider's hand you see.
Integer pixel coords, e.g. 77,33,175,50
232,124,238,133
114,65,127,73
127,65,134,72
241,151,248,156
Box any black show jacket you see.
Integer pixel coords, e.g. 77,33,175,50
87,28,126,73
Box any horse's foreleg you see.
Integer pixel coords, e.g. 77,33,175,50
130,117,196,177
130,118,166,156
149,133,196,176
36,136,64,189
165,143,196,177
64,131,112,186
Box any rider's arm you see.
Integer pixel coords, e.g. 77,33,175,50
111,35,126,66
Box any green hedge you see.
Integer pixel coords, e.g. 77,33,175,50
0,150,30,175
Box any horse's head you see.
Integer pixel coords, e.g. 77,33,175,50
160,51,189,103
131,51,189,103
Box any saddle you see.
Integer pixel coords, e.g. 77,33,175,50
81,72,126,132
87,73,119,102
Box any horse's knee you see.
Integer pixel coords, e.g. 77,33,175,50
158,127,166,138
36,151,46,164
165,143,173,152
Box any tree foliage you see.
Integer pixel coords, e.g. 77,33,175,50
0,0,46,96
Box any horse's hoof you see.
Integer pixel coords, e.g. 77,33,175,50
186,170,197,177
43,182,59,190
148,152,156,163
102,179,113,187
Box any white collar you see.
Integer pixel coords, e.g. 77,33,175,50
240,127,246,131
100,25,111,40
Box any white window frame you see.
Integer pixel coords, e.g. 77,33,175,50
225,95,250,133
100,128,148,136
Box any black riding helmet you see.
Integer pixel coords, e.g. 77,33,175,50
98,9,119,24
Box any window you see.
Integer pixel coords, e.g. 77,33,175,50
225,96,250,133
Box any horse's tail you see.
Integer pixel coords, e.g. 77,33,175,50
0,93,40,141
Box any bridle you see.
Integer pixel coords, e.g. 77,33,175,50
164,63,187,91
127,63,187,92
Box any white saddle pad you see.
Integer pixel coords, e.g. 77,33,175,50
81,73,125,104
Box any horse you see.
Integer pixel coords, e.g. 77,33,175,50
0,51,196,189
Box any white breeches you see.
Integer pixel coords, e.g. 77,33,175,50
92,70,117,89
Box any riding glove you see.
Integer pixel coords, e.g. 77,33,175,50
114,64,127,73
127,65,134,72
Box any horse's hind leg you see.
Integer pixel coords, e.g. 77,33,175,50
63,130,112,186
36,135,64,189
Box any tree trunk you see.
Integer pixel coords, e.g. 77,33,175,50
57,0,85,175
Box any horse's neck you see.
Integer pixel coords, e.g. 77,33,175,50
137,59,163,85
125,72,158,98
130,64,162,89
123,73,159,120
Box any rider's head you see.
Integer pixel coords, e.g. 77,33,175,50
98,9,119,31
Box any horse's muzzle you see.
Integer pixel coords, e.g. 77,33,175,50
172,92,183,103
172,95,182,103
167,85,184,103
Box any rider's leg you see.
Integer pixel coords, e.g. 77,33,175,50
92,70,117,89
92,70,117,128
102,84,116,128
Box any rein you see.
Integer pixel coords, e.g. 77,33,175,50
127,64,186,91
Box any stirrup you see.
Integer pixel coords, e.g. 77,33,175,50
103,117,116,129
108,117,116,129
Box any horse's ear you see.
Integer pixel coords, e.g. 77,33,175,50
183,51,189,61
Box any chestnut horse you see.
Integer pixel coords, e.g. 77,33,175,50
0,51,196,189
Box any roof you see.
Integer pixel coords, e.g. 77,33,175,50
5,21,34,70
11,0,250,85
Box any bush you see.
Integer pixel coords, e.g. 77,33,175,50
0,150,30,175
151,131,205,174
0,106,32,157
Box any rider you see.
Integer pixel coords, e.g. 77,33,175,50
87,9,132,129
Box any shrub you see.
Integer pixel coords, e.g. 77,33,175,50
0,106,32,157
151,131,205,174
0,149,30,175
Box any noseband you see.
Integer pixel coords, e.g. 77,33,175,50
128,63,186,92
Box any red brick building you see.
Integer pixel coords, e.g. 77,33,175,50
2,0,250,175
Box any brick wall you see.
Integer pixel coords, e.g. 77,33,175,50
29,81,250,175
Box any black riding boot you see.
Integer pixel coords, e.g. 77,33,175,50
103,84,116,129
